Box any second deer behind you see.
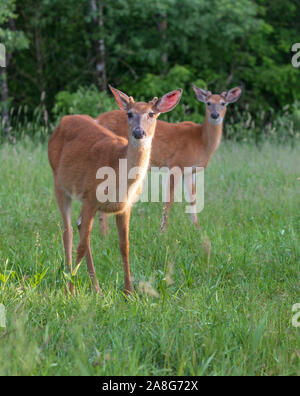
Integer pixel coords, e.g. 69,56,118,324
96,85,242,233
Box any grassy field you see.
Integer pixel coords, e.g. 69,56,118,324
0,140,299,376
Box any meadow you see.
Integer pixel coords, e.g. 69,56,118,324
0,140,299,376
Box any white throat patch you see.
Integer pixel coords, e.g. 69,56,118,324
130,135,152,150
209,116,223,125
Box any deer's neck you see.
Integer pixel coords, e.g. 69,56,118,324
200,118,223,165
125,136,153,207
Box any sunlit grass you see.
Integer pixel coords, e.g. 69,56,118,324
0,139,299,375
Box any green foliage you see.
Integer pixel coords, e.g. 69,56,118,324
0,0,16,24
0,0,28,52
225,101,300,144
52,85,115,119
0,104,52,144
122,65,207,122
1,0,300,140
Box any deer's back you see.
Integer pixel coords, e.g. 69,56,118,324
48,115,127,173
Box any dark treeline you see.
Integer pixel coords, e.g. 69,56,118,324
0,0,300,141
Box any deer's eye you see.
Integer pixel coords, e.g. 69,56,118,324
207,102,211,106
127,112,133,119
221,102,225,106
148,112,155,118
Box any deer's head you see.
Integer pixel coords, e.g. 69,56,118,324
193,85,242,125
110,85,183,145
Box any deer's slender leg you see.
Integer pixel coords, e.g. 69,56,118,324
54,184,74,293
74,202,97,293
184,169,200,228
116,209,133,295
99,212,109,237
160,174,180,232
77,213,101,294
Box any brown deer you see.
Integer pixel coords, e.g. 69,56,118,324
48,86,182,295
95,85,242,233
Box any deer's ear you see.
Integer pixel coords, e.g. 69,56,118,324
226,87,242,104
193,85,211,103
109,85,134,111
153,89,183,114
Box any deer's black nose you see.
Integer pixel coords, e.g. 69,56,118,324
211,112,219,120
132,127,146,139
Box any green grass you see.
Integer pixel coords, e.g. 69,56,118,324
0,139,299,376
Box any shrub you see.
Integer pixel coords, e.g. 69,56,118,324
225,101,300,144
121,65,207,123
52,85,116,119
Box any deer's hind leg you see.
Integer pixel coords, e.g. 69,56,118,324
76,203,99,293
160,173,181,232
77,211,101,294
184,169,200,229
54,184,74,294
99,212,109,237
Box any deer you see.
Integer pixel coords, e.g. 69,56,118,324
48,86,182,295
95,85,242,233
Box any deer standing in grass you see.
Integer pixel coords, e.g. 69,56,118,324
96,85,242,233
48,86,182,295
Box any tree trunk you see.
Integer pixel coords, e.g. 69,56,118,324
91,0,107,91
35,7,48,125
0,18,15,137
157,14,168,75
0,68,9,136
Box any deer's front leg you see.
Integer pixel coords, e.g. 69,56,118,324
116,209,133,295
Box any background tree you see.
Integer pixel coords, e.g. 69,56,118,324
0,0,299,140
0,0,28,135
90,0,107,91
